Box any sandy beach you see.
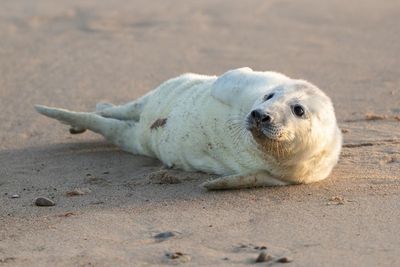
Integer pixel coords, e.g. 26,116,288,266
1,0,400,266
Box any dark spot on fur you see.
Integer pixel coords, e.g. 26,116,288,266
150,118,167,130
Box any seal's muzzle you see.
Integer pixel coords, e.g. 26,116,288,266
246,109,283,140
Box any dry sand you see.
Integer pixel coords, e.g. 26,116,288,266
1,0,400,266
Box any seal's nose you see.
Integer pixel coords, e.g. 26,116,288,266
250,110,272,124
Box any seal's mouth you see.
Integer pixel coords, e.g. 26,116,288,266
245,115,294,159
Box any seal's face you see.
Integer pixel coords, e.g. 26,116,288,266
245,81,337,159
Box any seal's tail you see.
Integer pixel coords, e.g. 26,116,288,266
35,105,130,144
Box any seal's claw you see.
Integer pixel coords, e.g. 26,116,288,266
69,126,86,134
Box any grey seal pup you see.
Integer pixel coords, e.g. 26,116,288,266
36,67,342,189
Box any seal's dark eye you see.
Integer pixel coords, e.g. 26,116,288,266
293,104,305,117
264,93,274,101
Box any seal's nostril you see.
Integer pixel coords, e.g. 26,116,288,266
251,110,271,123
261,115,271,123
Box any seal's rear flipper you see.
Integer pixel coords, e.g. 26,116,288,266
96,102,114,112
201,172,288,190
35,105,130,145
65,102,114,134
96,101,144,121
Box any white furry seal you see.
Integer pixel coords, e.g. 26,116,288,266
35,67,342,190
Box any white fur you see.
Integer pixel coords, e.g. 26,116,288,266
35,67,342,189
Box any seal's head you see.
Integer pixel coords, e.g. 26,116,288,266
245,80,342,183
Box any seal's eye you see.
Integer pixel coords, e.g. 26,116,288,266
264,93,274,101
292,104,305,117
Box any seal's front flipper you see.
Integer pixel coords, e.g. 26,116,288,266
201,172,288,190
35,105,131,146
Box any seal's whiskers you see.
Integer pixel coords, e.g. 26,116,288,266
226,115,254,148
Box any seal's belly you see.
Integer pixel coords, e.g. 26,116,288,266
133,75,265,175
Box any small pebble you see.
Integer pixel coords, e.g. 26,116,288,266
90,201,105,205
328,196,345,205
58,212,75,217
148,170,181,184
35,197,55,207
154,231,176,240
165,252,191,263
66,188,91,196
11,194,20,199
255,251,271,263
276,257,293,263
365,113,387,121
0,257,16,263
168,252,182,259
380,155,397,164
